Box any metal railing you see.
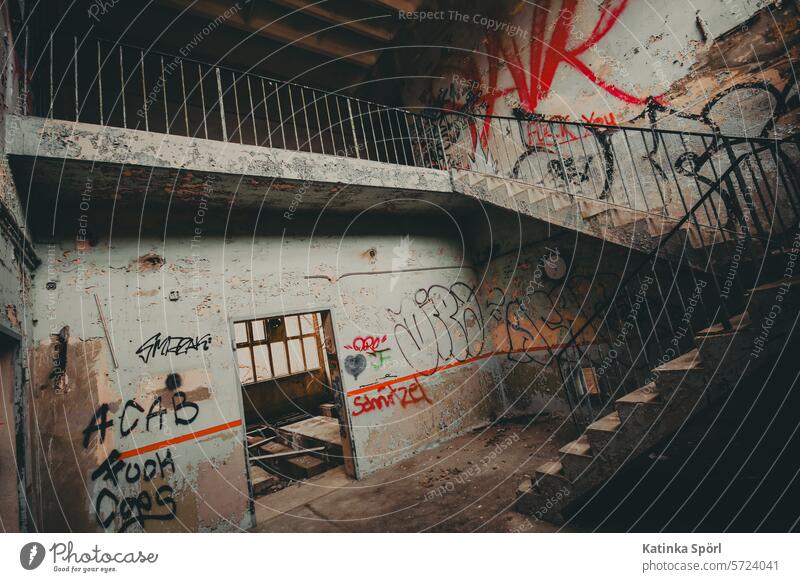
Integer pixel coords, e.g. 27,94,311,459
24,34,447,168
544,133,800,427
435,110,800,234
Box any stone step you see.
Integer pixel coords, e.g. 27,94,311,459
652,348,706,395
746,276,800,329
585,411,621,452
535,460,566,481
695,312,755,378
559,435,594,482
615,383,661,425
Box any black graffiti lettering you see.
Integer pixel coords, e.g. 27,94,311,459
83,403,113,448
154,484,177,515
94,488,118,529
146,396,167,432
119,399,144,437
143,458,157,482
135,332,213,364
91,449,125,485
125,461,141,484
156,449,175,477
172,391,199,425
390,282,485,374
91,447,179,532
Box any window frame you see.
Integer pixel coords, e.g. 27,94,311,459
234,313,324,385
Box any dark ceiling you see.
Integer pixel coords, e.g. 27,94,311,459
22,0,426,98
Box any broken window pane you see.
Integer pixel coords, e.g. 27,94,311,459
287,338,304,373
251,319,266,342
234,322,248,344
299,313,316,334
253,344,272,380
237,347,254,384
303,337,320,369
285,315,300,337
270,342,289,376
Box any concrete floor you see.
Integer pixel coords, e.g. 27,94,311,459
253,415,578,532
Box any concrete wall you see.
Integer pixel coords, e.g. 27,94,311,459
25,211,505,530
400,0,799,214
0,2,33,532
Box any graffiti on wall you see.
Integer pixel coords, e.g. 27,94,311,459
388,282,485,375
84,389,202,532
351,379,432,417
135,332,212,364
92,448,177,532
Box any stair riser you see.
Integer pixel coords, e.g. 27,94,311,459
696,331,755,380
654,368,708,396
748,293,800,337
585,427,618,454
616,401,661,426
560,454,593,482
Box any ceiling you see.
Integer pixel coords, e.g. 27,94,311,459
25,0,426,96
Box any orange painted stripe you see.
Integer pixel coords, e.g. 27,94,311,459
118,419,243,459
346,345,571,397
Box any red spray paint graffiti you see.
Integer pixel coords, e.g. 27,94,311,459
345,335,388,352
351,379,432,417
434,0,661,154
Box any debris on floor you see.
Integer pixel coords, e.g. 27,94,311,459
247,413,343,497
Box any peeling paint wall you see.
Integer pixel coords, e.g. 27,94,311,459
28,213,506,529
0,3,33,532
401,0,799,192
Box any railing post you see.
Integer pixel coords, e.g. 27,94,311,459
436,122,448,170
345,98,360,159
215,67,227,142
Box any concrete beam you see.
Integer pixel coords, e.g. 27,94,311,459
5,115,453,195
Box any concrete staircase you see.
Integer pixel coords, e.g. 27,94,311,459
451,169,754,255
515,275,800,524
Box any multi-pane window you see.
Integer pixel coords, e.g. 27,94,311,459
235,313,324,385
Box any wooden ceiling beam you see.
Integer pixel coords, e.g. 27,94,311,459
157,0,381,68
267,0,397,42
362,0,424,14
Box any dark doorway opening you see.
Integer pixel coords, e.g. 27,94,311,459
234,310,355,505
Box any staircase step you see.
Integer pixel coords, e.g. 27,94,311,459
697,312,751,337
615,383,661,424
746,276,800,329
653,348,706,395
559,436,594,481
578,199,610,219
585,411,621,452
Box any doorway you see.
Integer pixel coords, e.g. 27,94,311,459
232,310,356,503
